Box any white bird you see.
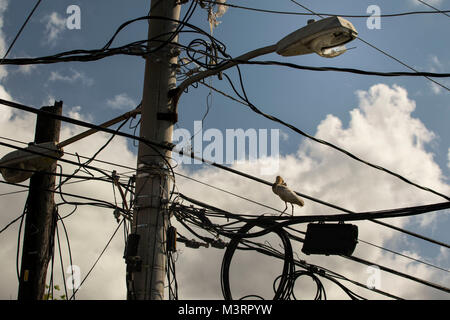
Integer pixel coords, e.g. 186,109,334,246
272,176,305,216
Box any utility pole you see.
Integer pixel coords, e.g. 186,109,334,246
128,0,181,300
18,101,62,300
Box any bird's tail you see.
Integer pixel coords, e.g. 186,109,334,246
295,198,305,207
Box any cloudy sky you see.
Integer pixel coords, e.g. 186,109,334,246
0,0,449,300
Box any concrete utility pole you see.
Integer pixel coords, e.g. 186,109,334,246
130,0,181,300
18,101,62,300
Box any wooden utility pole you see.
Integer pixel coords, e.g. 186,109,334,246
18,101,62,300
128,0,181,300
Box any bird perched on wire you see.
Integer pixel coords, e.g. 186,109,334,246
272,176,305,216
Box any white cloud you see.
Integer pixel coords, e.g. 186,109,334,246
16,64,37,75
430,56,443,69
41,12,66,45
5,54,39,75
280,130,289,141
0,1,36,77
48,69,93,86
0,0,9,80
0,0,7,15
106,93,136,110
411,0,444,6
171,83,450,299
0,84,14,122
448,148,450,169
0,83,449,300
12,53,39,75
427,55,449,94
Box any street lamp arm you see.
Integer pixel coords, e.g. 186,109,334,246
172,44,277,107
170,16,358,109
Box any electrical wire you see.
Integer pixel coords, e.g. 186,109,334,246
177,170,450,271
285,224,450,274
199,0,450,18
176,193,450,236
237,239,379,299
0,136,137,196
4,97,449,210
176,39,450,203
174,194,450,297
231,59,450,78
0,212,25,235
415,0,450,18
0,180,131,218
175,171,285,214
2,5,448,300
15,197,28,282
220,217,294,300
55,219,69,300
0,139,113,183
68,218,124,300
3,124,450,262
288,0,450,92
2,102,448,250
57,117,131,190
0,176,130,219
358,239,450,273
175,200,377,299
0,142,128,299
0,0,43,65
345,254,450,294
223,66,450,201
1,15,227,66
194,82,450,250
55,210,76,299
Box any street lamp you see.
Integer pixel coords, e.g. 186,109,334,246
173,16,358,104
0,142,62,184
276,16,358,58
0,107,140,184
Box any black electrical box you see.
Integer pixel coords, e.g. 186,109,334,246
301,223,358,256
167,226,177,252
124,233,140,259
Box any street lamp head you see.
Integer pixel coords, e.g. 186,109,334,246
276,16,358,58
0,142,63,183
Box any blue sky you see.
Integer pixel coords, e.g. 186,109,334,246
1,0,449,169
0,0,449,299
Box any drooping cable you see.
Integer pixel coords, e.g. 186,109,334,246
415,0,450,17
68,218,124,300
1,99,448,247
288,0,450,92
200,0,450,18
175,194,450,297
0,0,43,65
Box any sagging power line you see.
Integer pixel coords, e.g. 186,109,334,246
1,1,449,301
